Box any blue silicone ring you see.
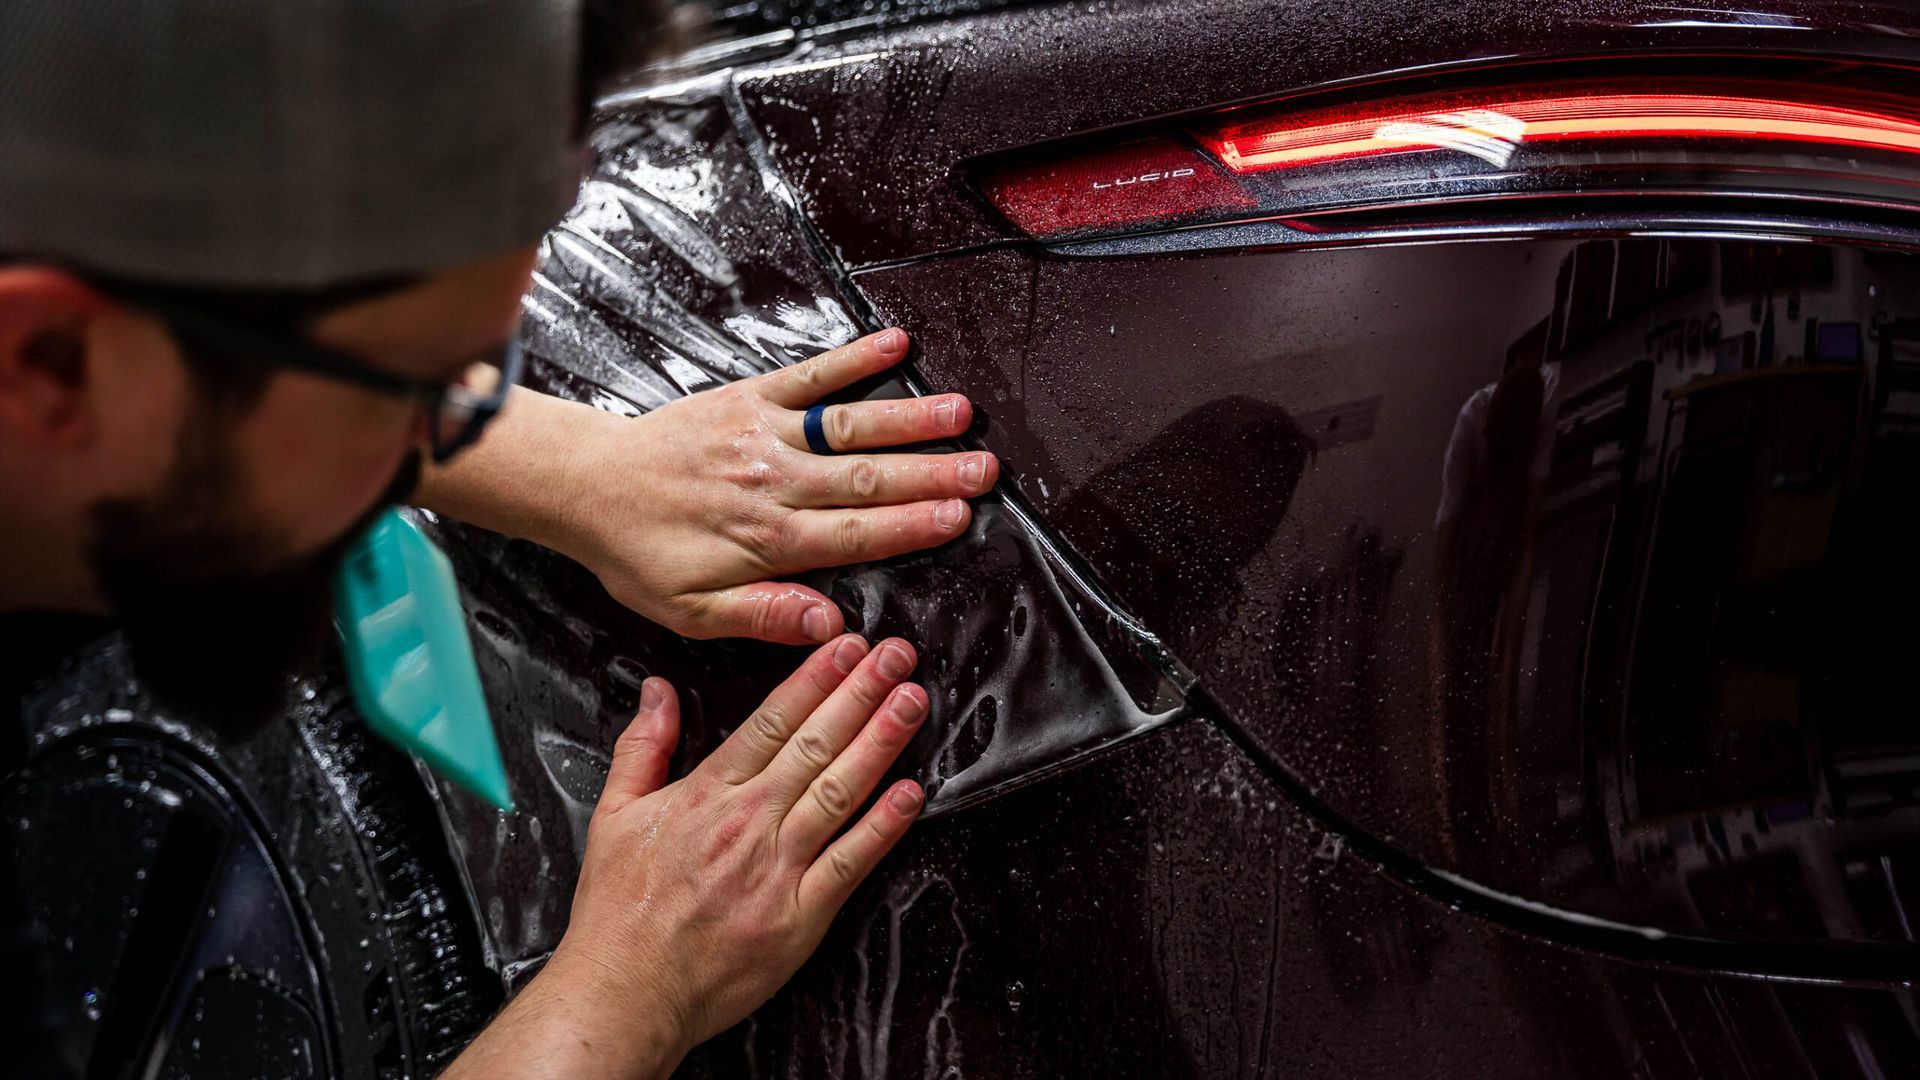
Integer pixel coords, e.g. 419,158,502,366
803,403,835,455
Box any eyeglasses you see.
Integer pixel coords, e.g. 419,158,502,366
125,293,524,463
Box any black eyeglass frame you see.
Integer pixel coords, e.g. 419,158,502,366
121,293,524,464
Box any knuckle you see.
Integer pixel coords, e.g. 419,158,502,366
793,728,836,771
865,720,909,755
810,654,850,694
701,810,752,863
613,721,654,755
828,405,859,448
735,459,779,490
826,846,861,886
833,513,868,560
844,457,881,500
748,705,791,749
612,735,657,769
810,771,854,819
847,671,890,711
745,592,781,640
790,360,828,394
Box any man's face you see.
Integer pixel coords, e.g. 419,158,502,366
86,245,539,730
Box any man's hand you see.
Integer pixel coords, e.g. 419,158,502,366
444,634,927,1079
415,328,999,643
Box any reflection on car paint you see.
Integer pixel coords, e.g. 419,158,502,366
487,19,1919,1064
860,236,1920,953
740,0,1920,268
677,718,1920,1077
478,29,1920,1068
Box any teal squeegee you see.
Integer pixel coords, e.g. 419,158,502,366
333,509,514,812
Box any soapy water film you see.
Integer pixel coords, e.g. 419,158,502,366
417,77,1189,973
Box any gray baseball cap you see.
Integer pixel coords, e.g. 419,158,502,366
0,0,585,290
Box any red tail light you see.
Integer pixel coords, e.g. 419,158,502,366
1205,91,1920,173
979,137,1255,240
974,71,1920,243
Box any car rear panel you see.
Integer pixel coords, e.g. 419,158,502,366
716,0,1920,958
675,719,1920,1077
856,234,1920,954
733,0,1920,266
434,0,1920,1072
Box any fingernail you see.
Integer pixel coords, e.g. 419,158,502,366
888,783,923,813
876,640,914,679
640,678,666,712
933,499,966,531
879,327,907,352
832,635,867,673
933,397,957,430
889,686,926,723
802,604,835,643
958,453,989,491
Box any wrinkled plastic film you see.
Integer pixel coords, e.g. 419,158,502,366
423,79,1186,972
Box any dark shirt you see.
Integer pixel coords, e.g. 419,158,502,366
2,613,113,1080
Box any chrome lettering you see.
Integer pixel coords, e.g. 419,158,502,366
1091,167,1201,192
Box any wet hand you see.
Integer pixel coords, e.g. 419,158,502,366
415,328,995,643
558,327,996,642
488,635,927,1076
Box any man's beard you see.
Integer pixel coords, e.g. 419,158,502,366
86,400,421,739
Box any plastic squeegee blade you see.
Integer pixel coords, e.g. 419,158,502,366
333,509,514,811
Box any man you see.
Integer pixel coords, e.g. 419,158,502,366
0,1,999,1076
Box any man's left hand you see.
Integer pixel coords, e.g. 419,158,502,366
415,328,1000,643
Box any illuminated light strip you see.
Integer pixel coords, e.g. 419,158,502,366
1209,93,1920,172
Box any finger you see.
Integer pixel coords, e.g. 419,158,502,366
597,678,682,815
701,635,868,785
771,501,973,571
777,394,973,453
680,582,846,645
782,682,928,858
759,638,917,806
798,780,923,913
761,328,910,409
795,450,998,509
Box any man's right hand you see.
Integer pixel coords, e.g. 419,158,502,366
443,634,928,1079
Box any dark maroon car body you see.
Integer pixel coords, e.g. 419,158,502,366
8,0,1920,1076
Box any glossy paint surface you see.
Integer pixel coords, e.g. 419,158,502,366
735,0,1920,266
428,0,1920,1072
673,720,1920,1077
859,235,1920,950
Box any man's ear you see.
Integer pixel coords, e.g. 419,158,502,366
0,265,111,450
